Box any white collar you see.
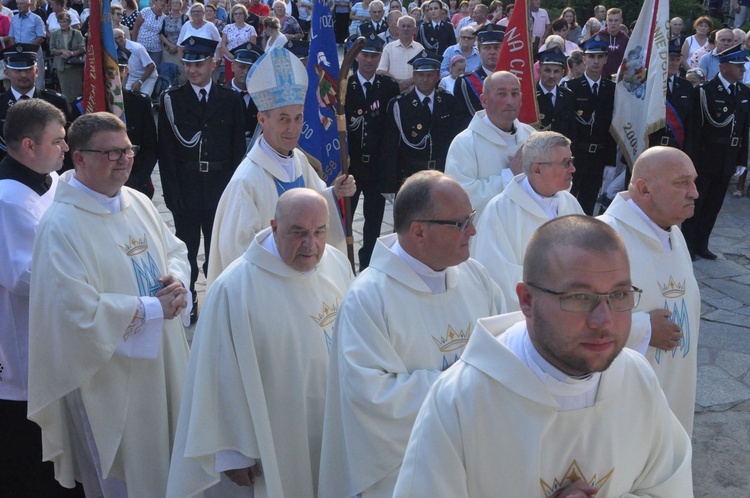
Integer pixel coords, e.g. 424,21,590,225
259,136,297,182
521,176,560,220
414,88,435,102
357,71,375,86
540,83,557,95
11,87,35,100
718,72,735,92
190,80,213,99
626,198,672,252
260,230,317,275
68,172,122,214
584,73,601,88
392,238,447,294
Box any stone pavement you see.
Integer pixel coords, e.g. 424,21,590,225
151,169,749,497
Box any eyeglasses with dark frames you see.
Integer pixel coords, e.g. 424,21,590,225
415,209,476,232
526,283,642,312
79,146,140,161
536,157,575,169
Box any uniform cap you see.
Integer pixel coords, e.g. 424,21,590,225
408,50,441,72
180,36,219,62
718,43,750,64
538,46,567,66
2,43,39,69
581,35,608,54
475,23,504,45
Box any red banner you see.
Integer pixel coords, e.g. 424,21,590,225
495,0,539,126
82,0,125,117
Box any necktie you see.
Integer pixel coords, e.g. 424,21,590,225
591,82,598,96
19,95,30,100
363,81,372,99
422,96,431,112
199,88,207,113
544,91,554,107
375,22,380,31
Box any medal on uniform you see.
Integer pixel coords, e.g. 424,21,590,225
417,124,423,130
358,109,363,115
723,107,728,112
539,113,545,120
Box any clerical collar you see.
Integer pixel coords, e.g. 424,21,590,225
260,136,296,182
357,71,375,86
190,80,212,100
68,173,122,214
482,114,517,145
626,198,672,252
584,73,601,89
0,155,52,196
261,230,317,275
11,87,35,101
392,239,447,294
501,322,601,410
521,176,560,220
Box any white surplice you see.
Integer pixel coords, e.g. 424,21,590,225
206,142,346,288
167,228,354,498
393,312,694,498
27,174,190,496
444,111,535,219
318,234,506,498
599,193,701,436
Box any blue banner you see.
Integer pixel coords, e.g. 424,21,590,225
299,0,342,185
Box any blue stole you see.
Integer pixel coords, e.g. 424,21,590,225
274,176,306,196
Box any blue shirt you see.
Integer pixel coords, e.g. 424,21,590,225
440,43,480,77
9,12,46,44
698,49,721,81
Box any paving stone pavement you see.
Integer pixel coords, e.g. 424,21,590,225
151,168,749,497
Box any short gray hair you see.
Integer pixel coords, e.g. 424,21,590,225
522,131,572,175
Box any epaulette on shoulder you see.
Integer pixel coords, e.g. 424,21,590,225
41,88,65,99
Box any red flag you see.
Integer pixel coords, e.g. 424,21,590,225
495,0,539,126
82,0,125,117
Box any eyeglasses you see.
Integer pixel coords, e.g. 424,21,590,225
80,146,140,161
526,283,642,312
415,209,476,232
460,35,476,40
537,157,575,169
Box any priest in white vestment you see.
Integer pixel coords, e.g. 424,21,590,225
599,146,701,436
167,189,355,498
206,46,356,288
319,171,506,498
394,215,693,498
444,71,535,220
0,100,81,495
27,113,191,497
472,131,584,311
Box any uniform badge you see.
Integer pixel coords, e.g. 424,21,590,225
358,109,363,115
539,113,545,120
411,131,418,137
723,107,728,112
417,124,423,130
350,116,355,122
577,110,584,115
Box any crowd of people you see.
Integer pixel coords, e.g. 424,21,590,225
1,0,744,496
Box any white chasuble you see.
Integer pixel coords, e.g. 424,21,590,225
599,192,701,436
318,233,505,498
27,175,190,496
206,143,346,288
167,228,354,498
393,312,693,498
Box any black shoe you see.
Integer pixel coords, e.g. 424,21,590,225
190,294,198,324
696,248,718,260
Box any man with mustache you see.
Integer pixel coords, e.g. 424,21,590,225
167,189,354,498
599,146,701,437
393,215,693,497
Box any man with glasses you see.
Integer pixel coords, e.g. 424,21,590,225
320,170,506,498
393,215,692,497
473,131,583,311
600,146,701,437
27,112,191,497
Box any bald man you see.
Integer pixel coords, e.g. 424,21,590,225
167,189,355,498
445,71,535,220
599,146,700,436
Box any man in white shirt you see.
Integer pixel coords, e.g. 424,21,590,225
319,170,505,498
445,71,535,220
167,189,354,498
599,146,701,436
28,112,191,497
377,14,424,92
0,99,83,497
114,28,157,96
473,131,583,311
393,215,693,498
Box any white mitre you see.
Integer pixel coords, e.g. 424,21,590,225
247,46,309,111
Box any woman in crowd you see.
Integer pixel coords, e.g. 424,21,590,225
689,29,715,69
539,19,579,55
451,1,468,28
177,2,221,58
447,0,459,19
682,16,712,72
262,16,287,48
561,49,584,84
488,1,503,23
133,0,167,66
272,0,303,41
111,4,132,39
122,0,140,30
387,0,407,15
580,17,601,44
205,3,225,35
220,4,257,82
50,11,85,103
561,7,581,43
161,0,186,67
47,0,81,33
497,3,512,27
